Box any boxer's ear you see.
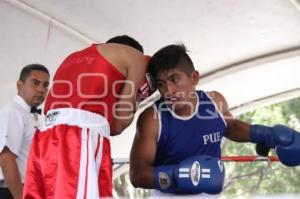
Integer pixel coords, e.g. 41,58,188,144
191,70,200,85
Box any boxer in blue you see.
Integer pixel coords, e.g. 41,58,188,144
129,44,300,196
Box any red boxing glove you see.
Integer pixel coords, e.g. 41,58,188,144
136,55,156,102
137,73,156,102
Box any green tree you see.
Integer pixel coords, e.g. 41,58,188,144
222,97,300,198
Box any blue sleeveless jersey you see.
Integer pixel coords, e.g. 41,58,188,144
153,90,226,166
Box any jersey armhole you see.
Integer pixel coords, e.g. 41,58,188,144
203,91,228,127
93,44,126,79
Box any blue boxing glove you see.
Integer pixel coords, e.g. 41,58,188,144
176,155,225,194
153,155,225,194
275,127,300,167
153,164,177,193
250,124,300,166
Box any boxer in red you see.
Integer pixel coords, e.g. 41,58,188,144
23,35,155,199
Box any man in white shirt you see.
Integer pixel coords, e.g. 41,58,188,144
0,64,49,199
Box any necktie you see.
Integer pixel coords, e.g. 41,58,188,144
31,107,42,115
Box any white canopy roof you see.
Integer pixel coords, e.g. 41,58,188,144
1,0,300,159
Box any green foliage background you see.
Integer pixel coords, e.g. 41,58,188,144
221,97,300,198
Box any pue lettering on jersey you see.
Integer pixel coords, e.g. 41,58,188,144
203,132,221,145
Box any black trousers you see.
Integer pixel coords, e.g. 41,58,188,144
0,188,13,199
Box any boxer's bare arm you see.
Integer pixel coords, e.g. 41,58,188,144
98,44,147,135
208,91,251,142
130,106,159,188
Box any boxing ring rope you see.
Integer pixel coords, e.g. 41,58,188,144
112,155,279,165
220,155,279,162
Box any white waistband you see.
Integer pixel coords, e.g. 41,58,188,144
44,108,110,137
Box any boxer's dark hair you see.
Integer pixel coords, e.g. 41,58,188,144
106,35,144,53
148,44,195,79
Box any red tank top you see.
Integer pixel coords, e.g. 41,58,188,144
45,44,126,126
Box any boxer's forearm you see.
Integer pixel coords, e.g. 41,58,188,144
224,119,251,142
